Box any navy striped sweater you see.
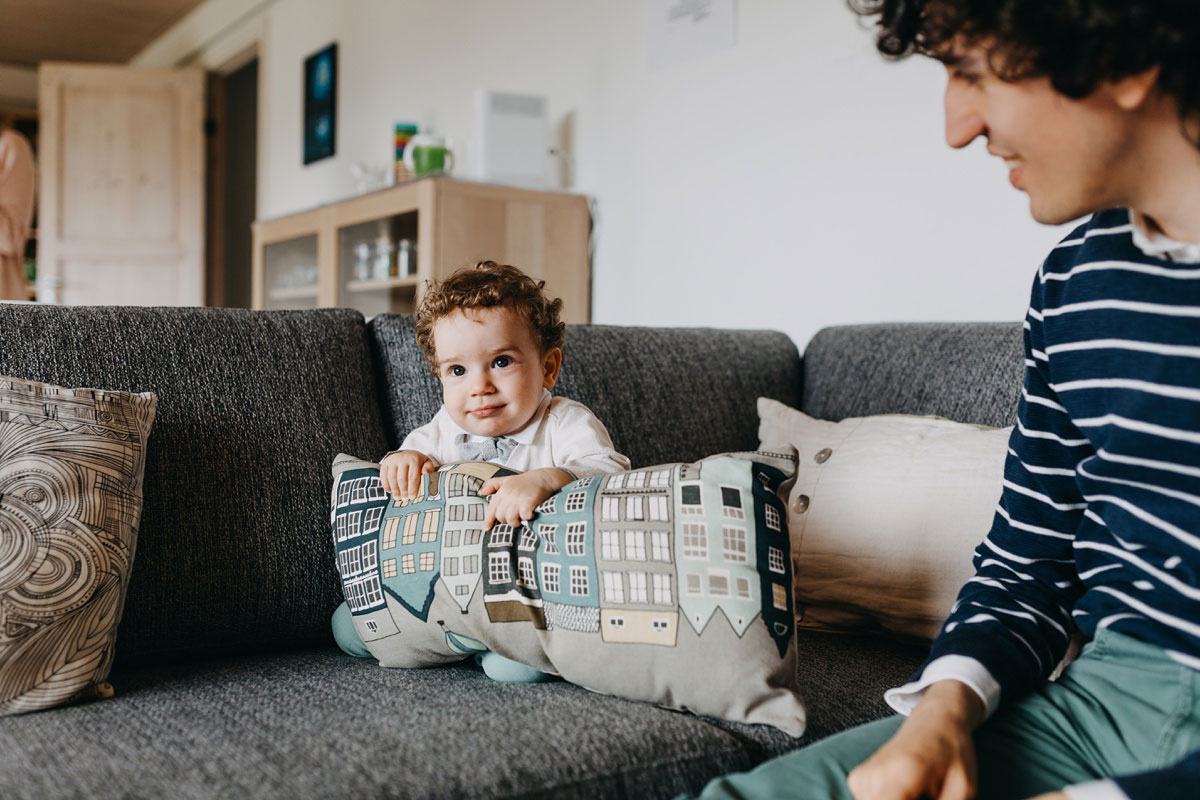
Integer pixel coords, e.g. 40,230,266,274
924,208,1200,795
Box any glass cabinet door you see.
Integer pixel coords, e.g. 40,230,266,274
338,211,419,317
263,235,319,310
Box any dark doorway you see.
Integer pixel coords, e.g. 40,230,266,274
207,57,258,308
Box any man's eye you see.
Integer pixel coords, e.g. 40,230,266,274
954,70,981,86
493,356,512,368
448,365,466,377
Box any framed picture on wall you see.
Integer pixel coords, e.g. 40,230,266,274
303,42,337,165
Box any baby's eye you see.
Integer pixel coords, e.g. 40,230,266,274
448,365,466,377
492,356,512,368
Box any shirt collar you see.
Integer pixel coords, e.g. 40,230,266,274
447,389,551,446
1128,209,1200,263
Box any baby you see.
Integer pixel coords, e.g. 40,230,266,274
380,260,630,522
334,260,630,681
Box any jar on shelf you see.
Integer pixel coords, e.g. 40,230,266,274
353,242,372,282
372,235,393,280
396,239,415,277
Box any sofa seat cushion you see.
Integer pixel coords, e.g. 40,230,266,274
0,647,763,800
0,635,927,799
708,629,928,761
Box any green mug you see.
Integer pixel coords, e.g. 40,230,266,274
404,133,455,177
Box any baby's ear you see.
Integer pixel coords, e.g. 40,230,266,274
542,347,563,389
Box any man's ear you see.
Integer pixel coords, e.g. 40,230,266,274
542,347,563,389
1107,65,1161,111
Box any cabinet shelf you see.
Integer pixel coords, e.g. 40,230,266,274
252,177,591,322
267,285,320,300
344,277,420,293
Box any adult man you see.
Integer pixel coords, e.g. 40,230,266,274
695,2,1200,798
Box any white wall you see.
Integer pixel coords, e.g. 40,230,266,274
138,0,1072,349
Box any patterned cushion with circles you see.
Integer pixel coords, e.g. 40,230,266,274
0,375,156,715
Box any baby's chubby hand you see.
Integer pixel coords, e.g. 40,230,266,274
380,450,435,499
481,468,573,529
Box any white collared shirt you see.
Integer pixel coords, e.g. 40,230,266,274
398,389,631,478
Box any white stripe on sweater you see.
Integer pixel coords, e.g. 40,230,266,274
1082,493,1200,551
996,506,1076,540
1042,259,1200,281
1075,541,1200,600
1097,448,1200,480
1053,378,1200,403
1042,299,1200,319
1046,338,1200,359
1092,586,1200,638
1073,413,1200,445
1052,224,1134,249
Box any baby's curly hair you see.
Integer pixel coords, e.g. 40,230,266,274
414,261,566,374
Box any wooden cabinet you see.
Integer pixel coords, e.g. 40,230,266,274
251,178,592,322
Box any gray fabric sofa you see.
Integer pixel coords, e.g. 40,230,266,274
0,305,1023,799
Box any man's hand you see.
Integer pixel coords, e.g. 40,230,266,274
480,468,573,529
380,450,435,500
1025,794,1068,800
847,680,986,800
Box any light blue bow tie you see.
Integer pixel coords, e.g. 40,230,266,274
457,435,519,464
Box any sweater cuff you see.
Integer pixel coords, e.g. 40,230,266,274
1064,779,1128,800
883,655,1001,718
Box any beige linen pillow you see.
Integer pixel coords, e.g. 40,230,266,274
757,397,1010,640
0,375,156,715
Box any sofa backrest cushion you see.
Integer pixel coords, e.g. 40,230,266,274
368,315,803,468
800,322,1024,428
0,306,389,667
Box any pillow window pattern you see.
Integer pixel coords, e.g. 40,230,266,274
330,449,807,735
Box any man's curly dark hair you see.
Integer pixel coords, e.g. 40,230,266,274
848,0,1200,146
414,260,565,375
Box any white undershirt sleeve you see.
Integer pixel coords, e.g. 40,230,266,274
1063,780,1129,800
883,655,1001,719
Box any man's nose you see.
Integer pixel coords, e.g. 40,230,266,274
944,83,986,149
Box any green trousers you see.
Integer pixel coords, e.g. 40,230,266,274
692,628,1200,799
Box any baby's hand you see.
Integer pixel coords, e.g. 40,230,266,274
380,450,435,499
480,468,573,529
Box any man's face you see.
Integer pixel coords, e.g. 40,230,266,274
941,42,1136,224
432,306,560,438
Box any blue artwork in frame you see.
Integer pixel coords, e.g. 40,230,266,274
303,42,337,165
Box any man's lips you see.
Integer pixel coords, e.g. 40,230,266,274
470,405,504,418
1007,160,1025,189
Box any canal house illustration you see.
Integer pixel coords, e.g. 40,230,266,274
528,475,606,634
482,520,546,627
332,467,390,637
594,467,681,645
674,457,794,657
439,462,505,612
332,454,793,658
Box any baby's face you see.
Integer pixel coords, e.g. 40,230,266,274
432,306,561,438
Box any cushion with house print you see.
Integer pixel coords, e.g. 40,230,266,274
328,448,806,736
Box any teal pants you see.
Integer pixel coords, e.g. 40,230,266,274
330,601,549,683
693,628,1200,799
